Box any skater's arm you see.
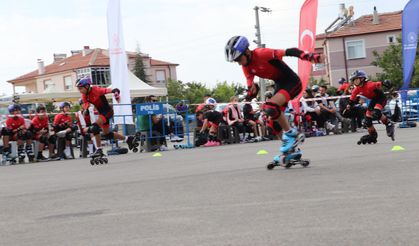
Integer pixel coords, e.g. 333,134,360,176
285,48,322,63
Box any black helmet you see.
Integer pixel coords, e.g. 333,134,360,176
59,102,71,109
8,104,21,114
36,104,46,113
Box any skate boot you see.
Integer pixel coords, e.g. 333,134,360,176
26,144,35,163
36,152,49,162
89,148,108,165
126,135,140,152
357,131,378,145
279,128,305,154
63,147,73,159
267,149,310,170
386,122,395,141
18,146,26,164
1,148,12,165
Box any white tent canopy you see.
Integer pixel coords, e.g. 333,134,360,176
2,71,167,104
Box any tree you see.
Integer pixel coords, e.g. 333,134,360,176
184,82,211,105
133,45,150,83
212,81,236,103
167,79,185,101
372,36,419,89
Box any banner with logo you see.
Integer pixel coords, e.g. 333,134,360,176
402,0,419,102
107,0,133,124
292,0,318,112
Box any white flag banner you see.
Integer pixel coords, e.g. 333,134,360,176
107,0,133,124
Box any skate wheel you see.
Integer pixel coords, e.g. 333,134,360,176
301,160,310,167
94,159,99,165
99,159,104,164
357,141,361,145
134,143,139,148
90,160,94,165
133,148,138,153
266,162,276,170
103,158,108,164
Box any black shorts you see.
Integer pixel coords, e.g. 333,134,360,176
269,59,302,102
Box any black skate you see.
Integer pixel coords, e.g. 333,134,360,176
357,132,378,145
18,147,26,164
127,135,140,153
266,149,310,170
386,122,395,141
2,151,16,165
89,148,108,165
26,145,35,163
37,153,49,162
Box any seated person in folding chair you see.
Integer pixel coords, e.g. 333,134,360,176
30,104,58,161
242,95,267,141
226,96,248,142
52,102,77,159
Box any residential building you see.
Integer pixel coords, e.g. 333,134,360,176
8,46,178,94
313,8,402,87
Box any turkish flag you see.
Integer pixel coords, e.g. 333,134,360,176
291,0,318,113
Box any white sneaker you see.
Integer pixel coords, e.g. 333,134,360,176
64,148,73,159
170,135,184,142
159,145,169,151
326,122,335,131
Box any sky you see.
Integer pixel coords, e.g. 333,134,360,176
0,0,409,95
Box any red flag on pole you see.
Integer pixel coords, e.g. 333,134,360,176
291,0,318,113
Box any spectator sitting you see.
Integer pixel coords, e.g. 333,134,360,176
243,95,266,140
226,96,247,142
145,95,169,151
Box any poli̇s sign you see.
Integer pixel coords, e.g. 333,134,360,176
136,103,163,115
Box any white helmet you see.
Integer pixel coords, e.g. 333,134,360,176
205,97,217,105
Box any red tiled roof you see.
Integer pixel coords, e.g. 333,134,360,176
9,49,177,83
150,58,178,66
316,10,402,39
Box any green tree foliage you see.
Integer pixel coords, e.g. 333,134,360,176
372,36,419,89
212,81,236,103
184,82,211,105
133,45,150,83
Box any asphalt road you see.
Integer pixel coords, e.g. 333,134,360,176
1,126,419,246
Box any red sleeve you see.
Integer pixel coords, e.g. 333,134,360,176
5,118,12,128
19,118,26,128
242,66,255,87
81,94,89,111
53,114,61,126
96,86,112,96
255,48,285,60
349,87,360,101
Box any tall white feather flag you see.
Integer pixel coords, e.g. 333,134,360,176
107,0,133,124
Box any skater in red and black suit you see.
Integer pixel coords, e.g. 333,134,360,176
225,35,322,162
76,77,137,158
198,98,223,147
348,70,395,144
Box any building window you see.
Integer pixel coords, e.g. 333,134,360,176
387,35,396,44
346,40,366,60
156,70,166,83
64,76,72,91
91,67,111,87
43,80,55,90
313,63,325,71
76,68,91,80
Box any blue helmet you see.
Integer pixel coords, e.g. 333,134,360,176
338,77,346,84
75,77,92,88
59,102,71,109
8,104,21,114
225,36,250,62
350,70,367,81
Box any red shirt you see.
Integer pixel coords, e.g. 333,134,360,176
81,86,112,115
31,116,49,131
53,113,72,128
6,116,25,131
242,48,286,87
337,83,350,93
350,81,383,101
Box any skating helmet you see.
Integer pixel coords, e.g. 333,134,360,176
36,104,46,113
225,36,250,62
8,104,21,114
205,97,217,105
338,77,346,84
311,85,320,93
349,70,367,82
59,101,71,109
75,77,92,88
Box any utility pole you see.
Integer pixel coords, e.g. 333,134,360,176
254,6,271,101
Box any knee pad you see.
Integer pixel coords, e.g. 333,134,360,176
25,131,33,140
262,102,282,120
40,135,48,145
17,130,26,140
105,132,114,140
88,123,101,135
371,109,382,120
84,134,91,142
65,132,73,141
48,135,57,145
1,127,11,136
364,117,373,128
